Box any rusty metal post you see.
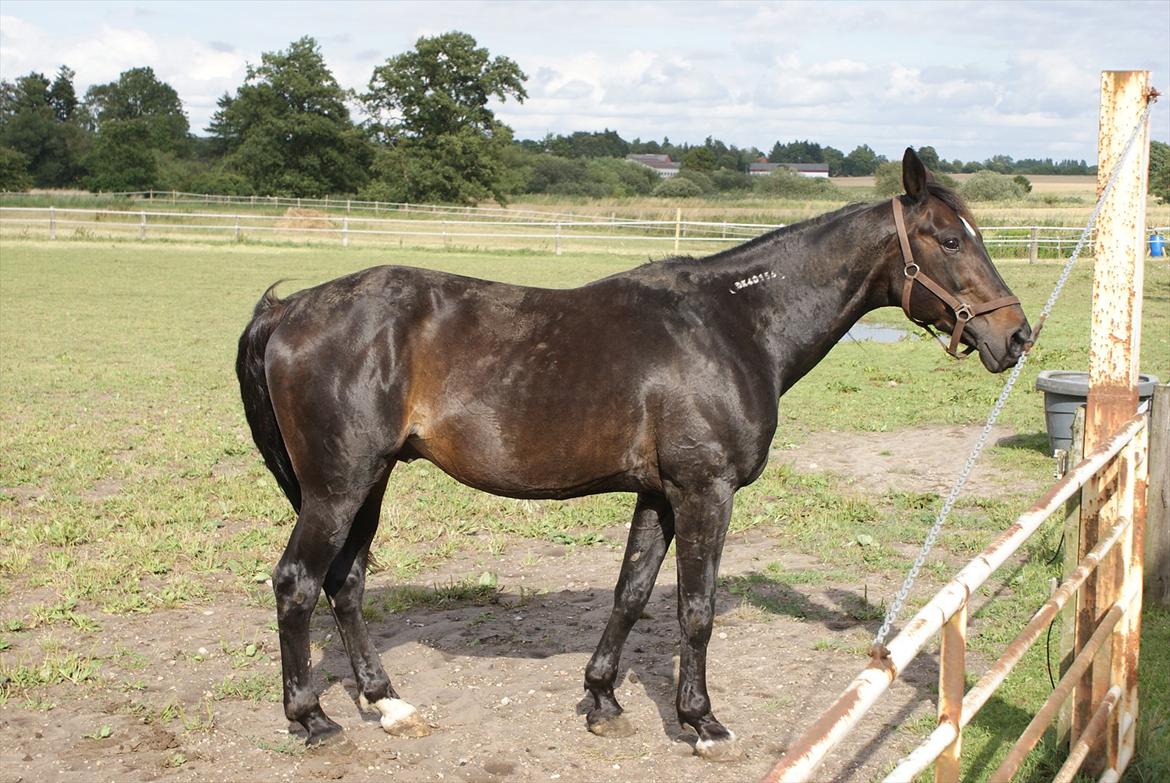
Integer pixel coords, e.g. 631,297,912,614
1147,384,1170,606
1116,424,1148,767
935,602,966,783
1057,404,1086,748
1073,69,1150,776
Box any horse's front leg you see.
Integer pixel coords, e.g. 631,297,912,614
668,481,738,758
584,492,675,737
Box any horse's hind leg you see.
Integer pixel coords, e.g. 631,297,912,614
669,481,737,759
272,481,381,744
584,492,675,737
322,468,430,737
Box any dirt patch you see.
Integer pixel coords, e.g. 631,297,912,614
773,424,1045,497
2,424,1038,782
0,527,939,783
0,486,46,503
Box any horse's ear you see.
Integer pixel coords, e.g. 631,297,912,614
902,147,929,203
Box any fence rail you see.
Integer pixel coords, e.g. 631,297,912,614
2,205,1158,258
762,416,1148,782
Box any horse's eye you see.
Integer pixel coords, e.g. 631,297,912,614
943,237,961,251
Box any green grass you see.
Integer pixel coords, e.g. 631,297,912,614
0,238,1166,780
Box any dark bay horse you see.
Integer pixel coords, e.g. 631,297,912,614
236,149,1031,756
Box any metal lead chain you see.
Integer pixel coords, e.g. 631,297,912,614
872,102,1155,648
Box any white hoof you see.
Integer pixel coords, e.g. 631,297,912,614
361,697,432,738
695,730,740,761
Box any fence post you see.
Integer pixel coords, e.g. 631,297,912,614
235,215,241,242
1029,227,1039,263
936,603,967,783
555,222,562,256
1147,384,1170,606
139,210,146,240
1073,69,1150,777
1058,405,1087,748
674,207,682,253
49,206,56,240
342,217,349,247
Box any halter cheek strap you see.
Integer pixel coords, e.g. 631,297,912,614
891,198,1020,359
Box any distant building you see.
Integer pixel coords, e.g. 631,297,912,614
625,154,680,178
749,161,830,179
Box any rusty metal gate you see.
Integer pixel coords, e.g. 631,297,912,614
762,70,1157,783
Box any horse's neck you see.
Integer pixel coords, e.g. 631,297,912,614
703,204,895,395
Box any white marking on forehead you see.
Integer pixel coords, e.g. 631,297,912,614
959,216,977,238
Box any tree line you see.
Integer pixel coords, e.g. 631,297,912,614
2,32,1166,204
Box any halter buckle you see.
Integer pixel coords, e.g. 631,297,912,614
903,263,919,279
954,304,973,322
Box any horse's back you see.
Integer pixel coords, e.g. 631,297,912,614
262,264,686,497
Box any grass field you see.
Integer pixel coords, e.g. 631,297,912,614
0,237,1167,781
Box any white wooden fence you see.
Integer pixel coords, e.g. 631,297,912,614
2,203,1159,259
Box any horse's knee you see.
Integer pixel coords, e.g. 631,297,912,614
678,602,714,645
325,569,364,614
273,563,319,621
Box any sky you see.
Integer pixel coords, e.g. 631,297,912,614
1,0,1168,164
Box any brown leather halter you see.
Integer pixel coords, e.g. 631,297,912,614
891,198,1020,359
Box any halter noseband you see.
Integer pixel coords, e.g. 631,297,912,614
891,198,1020,359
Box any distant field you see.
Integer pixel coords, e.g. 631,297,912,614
833,174,1098,197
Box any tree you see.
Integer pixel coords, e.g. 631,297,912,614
652,177,703,198
363,31,526,204
85,67,188,152
768,139,824,163
959,170,1026,202
210,36,371,196
83,120,157,191
0,146,32,190
916,145,941,171
872,161,903,197
1149,140,1170,204
841,144,884,176
48,66,82,124
755,167,842,200
681,146,715,172
822,146,845,176
0,69,89,186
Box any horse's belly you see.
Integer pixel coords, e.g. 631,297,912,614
406,410,655,499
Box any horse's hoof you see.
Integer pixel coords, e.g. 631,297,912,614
382,711,432,738
587,713,636,739
303,716,344,746
363,697,433,738
694,730,741,761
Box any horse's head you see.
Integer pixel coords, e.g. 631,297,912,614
892,148,1031,372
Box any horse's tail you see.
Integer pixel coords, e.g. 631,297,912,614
236,283,301,512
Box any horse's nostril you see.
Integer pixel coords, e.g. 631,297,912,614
1011,324,1032,347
